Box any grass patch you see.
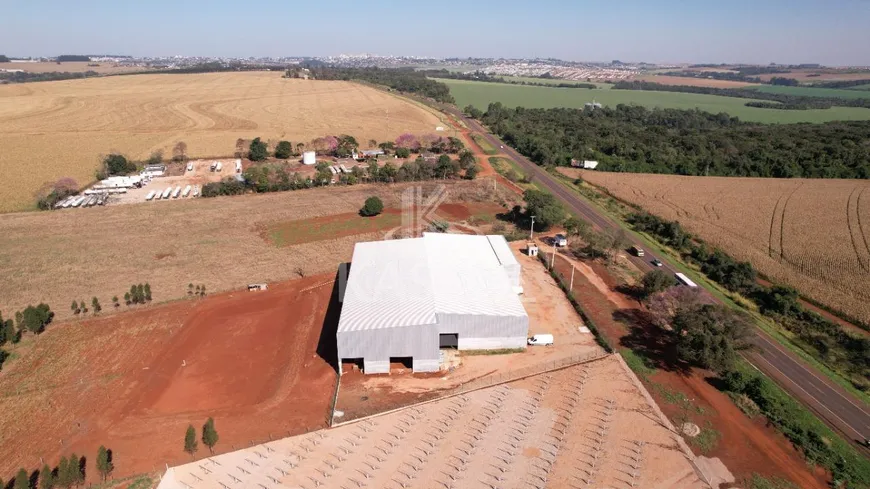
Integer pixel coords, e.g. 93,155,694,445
728,391,762,419
267,211,402,247
471,133,498,155
748,473,799,489
688,422,721,454
489,157,539,191
441,78,870,123
462,348,525,356
620,348,656,378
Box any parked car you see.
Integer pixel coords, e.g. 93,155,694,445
553,234,568,247
652,259,663,267
527,334,554,346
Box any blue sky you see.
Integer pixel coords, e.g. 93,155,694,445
1,0,868,65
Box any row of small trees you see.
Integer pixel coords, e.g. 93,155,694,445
184,418,220,459
68,284,152,319
187,284,207,297
1,445,113,489
240,133,467,162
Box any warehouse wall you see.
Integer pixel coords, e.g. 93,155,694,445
437,313,529,350
337,323,440,374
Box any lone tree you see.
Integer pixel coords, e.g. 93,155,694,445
144,283,152,302
71,300,79,315
172,141,188,162
20,304,54,334
92,297,102,315
249,137,268,161
672,304,753,373
360,196,384,217
184,425,199,458
523,189,565,231
97,445,114,481
641,270,677,297
202,417,220,454
124,292,131,306
67,452,83,487
112,296,119,308
103,154,136,176
274,140,293,159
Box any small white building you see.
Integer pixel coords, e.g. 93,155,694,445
582,160,599,169
302,151,316,165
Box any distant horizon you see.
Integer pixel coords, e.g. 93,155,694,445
2,0,869,66
3,54,869,69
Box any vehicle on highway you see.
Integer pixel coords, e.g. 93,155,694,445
675,272,698,288
553,234,568,247
630,246,645,257
528,334,554,346
652,259,663,267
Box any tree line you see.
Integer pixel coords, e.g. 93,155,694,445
613,80,870,110
1,445,114,489
0,71,99,84
300,66,454,103
421,69,596,89
203,150,479,198
473,102,870,178
808,78,870,89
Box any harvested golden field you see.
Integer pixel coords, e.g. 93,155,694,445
0,72,442,212
636,75,759,88
573,169,870,324
0,180,516,323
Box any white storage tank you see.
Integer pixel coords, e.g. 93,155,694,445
303,151,316,165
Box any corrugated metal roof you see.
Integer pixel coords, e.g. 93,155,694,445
338,234,527,334
486,235,519,268
338,239,436,332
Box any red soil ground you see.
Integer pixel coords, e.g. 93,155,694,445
0,275,339,482
435,202,507,221
550,254,830,488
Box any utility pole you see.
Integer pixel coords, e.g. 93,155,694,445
529,216,536,240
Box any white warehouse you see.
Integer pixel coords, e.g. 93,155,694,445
337,233,528,374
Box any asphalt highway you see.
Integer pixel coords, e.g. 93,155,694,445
448,107,870,450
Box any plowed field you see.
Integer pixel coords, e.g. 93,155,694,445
0,274,339,481
0,72,442,212
572,169,870,324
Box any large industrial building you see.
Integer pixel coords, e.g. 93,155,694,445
337,233,529,374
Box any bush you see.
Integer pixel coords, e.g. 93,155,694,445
360,196,384,217
274,140,293,159
248,137,268,161
103,154,136,176
395,147,411,159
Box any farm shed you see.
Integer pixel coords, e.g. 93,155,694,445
337,233,528,374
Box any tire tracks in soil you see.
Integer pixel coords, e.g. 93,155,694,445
778,182,803,264
846,185,870,272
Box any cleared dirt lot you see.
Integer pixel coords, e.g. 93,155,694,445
161,356,711,489
0,71,442,212
0,180,510,323
0,274,338,480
